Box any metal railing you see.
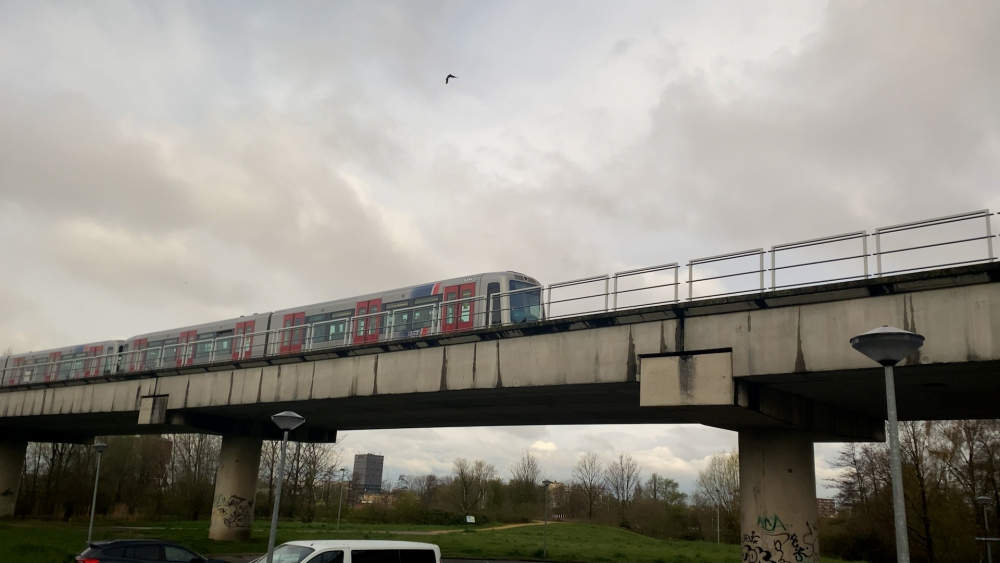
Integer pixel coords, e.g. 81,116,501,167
2,209,995,388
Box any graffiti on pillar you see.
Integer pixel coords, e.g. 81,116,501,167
742,519,818,563
757,514,787,532
0,488,12,497
214,494,254,529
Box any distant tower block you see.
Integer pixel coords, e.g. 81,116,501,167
353,453,384,493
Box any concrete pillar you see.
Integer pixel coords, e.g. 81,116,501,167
0,439,28,518
739,429,820,563
209,435,263,541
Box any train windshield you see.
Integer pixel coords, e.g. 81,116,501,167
509,280,541,323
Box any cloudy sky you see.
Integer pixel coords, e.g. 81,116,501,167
1,1,999,494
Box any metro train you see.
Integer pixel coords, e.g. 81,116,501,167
1,271,543,387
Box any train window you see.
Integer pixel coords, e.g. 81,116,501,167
145,347,162,369
368,305,379,336
445,291,457,325
392,308,411,333
357,307,367,336
195,335,214,359
509,280,542,323
486,282,501,325
460,289,473,322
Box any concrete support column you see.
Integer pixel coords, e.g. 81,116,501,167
209,435,263,541
739,429,819,563
0,439,28,518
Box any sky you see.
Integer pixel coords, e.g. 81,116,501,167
1,0,999,495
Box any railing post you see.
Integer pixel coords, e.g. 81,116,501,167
770,249,776,290
612,275,618,311
987,212,995,262
863,234,869,278
604,276,609,312
673,265,679,303
875,231,883,277
759,250,765,292
687,262,693,301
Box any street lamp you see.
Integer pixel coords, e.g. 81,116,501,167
87,442,108,544
542,480,553,558
979,496,993,563
265,411,305,563
336,468,347,531
714,488,721,543
851,325,925,563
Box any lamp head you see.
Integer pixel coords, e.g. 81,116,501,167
978,496,992,504
850,325,924,366
93,442,108,454
542,480,553,487
271,410,306,431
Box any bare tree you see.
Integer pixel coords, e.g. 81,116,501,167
508,450,544,506
693,450,739,540
168,434,221,520
509,450,543,485
605,452,642,525
451,458,497,513
572,451,604,520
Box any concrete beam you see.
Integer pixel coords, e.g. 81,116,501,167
0,439,27,517
640,351,883,441
740,429,820,563
209,435,262,541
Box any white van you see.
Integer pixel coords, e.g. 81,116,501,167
254,540,441,563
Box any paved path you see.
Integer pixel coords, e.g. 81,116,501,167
389,521,556,535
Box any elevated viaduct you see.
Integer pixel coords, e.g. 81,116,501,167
2,263,999,561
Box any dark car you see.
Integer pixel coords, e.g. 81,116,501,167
76,539,226,563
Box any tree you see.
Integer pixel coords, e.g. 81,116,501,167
451,458,496,513
572,451,604,520
693,450,739,542
509,451,544,506
644,474,685,506
605,452,641,526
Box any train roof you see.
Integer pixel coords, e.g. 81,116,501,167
5,340,125,360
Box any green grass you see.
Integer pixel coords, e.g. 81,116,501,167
0,519,861,563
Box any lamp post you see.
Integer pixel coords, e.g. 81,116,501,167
715,488,721,543
979,496,993,563
542,479,553,558
851,325,925,563
336,467,346,532
87,442,108,544
266,411,305,563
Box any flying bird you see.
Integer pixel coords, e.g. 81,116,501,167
445,74,457,84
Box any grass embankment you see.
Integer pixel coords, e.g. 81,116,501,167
0,519,860,563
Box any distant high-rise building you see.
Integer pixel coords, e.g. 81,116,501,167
817,498,837,518
353,453,384,494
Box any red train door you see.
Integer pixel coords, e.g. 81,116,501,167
178,331,196,366
8,357,25,385
355,299,382,344
280,313,305,354
83,345,103,377
442,283,475,332
234,320,256,360
46,352,61,381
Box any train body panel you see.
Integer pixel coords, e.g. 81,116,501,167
2,340,125,385
121,312,272,373
0,271,542,386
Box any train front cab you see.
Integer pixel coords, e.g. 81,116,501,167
483,272,543,328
